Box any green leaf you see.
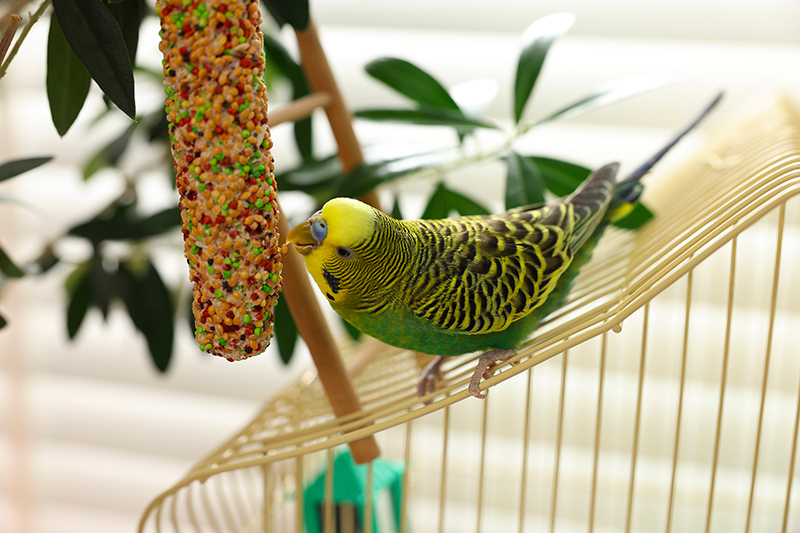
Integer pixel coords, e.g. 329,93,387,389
47,15,91,136
261,35,314,161
107,0,146,66
277,155,342,193
355,108,497,130
514,13,575,124
447,189,491,216
118,261,174,372
186,295,199,346
0,312,7,329
612,202,654,230
391,196,403,219
294,118,313,163
139,207,181,236
335,150,458,199
421,182,450,219
88,253,115,319
529,156,591,197
0,243,24,278
261,0,309,30
83,122,136,179
0,156,53,183
538,76,669,125
505,152,546,209
365,58,460,111
145,110,170,143
66,266,92,339
33,246,59,274
52,0,136,119
273,294,297,365
69,203,180,243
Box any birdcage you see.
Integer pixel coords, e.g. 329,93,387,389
136,86,800,533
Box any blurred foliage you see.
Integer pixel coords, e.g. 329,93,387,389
0,0,657,369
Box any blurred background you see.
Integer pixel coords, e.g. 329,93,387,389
0,0,799,531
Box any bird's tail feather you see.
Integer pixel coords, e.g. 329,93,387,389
611,92,723,215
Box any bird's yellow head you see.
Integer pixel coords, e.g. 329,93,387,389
287,198,402,310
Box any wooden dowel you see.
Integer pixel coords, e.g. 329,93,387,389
269,91,331,128
294,19,381,211
277,204,380,464
0,14,22,65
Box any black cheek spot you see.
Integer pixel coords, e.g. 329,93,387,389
322,268,341,294
326,293,335,301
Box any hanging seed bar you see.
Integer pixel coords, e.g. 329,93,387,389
158,0,282,360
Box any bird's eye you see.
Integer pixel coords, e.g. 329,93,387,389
336,247,355,260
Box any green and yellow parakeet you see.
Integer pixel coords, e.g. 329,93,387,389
287,94,721,400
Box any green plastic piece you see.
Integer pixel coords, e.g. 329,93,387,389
303,449,407,533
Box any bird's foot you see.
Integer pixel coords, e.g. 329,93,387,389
468,349,518,399
417,356,446,404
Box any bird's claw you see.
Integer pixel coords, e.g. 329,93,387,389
468,348,518,400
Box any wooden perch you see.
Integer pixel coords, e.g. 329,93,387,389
278,207,380,464
295,19,381,210
273,17,385,464
269,91,331,127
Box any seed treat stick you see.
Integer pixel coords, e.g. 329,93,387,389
158,0,282,360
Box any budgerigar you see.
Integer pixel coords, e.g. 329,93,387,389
287,94,721,400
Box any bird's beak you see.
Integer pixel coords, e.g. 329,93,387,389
287,218,319,256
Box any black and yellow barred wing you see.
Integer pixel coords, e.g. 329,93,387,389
402,163,619,335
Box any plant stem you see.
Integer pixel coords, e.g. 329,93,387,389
0,14,22,66
0,0,51,80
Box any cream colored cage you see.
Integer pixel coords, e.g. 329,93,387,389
139,97,800,533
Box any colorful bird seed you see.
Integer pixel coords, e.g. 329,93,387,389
157,0,282,360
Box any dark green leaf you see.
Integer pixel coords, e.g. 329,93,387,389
421,182,450,219
66,266,92,339
342,318,361,342
261,35,313,161
0,312,7,329
447,189,491,216
69,203,179,243
139,207,181,236
391,196,403,219
366,58,460,111
118,261,174,372
335,150,458,199
513,13,575,124
52,0,136,119
0,243,24,278
505,152,545,209
273,294,297,365
88,253,115,319
261,0,309,30
33,246,59,274
355,108,497,130
276,155,342,193
47,15,91,136
186,295,199,346
529,156,591,197
107,0,145,66
262,34,304,82
294,118,313,163
145,110,170,142
612,202,654,230
0,156,52,183
538,76,669,125
83,122,136,179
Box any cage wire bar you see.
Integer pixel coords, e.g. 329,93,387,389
140,96,800,533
